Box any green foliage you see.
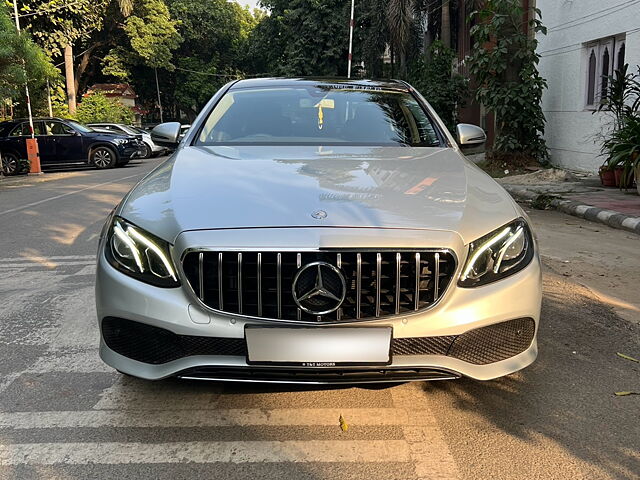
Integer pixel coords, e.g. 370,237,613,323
407,40,468,132
599,64,640,185
75,91,134,124
247,0,350,76
124,0,181,69
0,4,56,99
19,0,107,56
467,0,549,163
597,64,640,131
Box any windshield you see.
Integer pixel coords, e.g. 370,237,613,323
67,120,94,133
196,86,441,147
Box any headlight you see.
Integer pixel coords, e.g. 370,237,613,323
105,216,180,288
458,219,534,288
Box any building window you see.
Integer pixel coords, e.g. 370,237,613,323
584,35,625,109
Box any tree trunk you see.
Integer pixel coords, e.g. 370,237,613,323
441,1,451,48
64,45,76,114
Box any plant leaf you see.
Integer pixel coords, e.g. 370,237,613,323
616,352,639,363
614,391,639,396
339,414,349,432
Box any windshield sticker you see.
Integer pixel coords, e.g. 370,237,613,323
314,98,334,130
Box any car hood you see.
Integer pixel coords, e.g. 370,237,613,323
119,145,519,244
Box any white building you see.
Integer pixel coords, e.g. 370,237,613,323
536,0,640,173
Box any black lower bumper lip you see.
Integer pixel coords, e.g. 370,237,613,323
175,366,462,384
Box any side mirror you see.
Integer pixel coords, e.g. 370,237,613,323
456,124,486,154
151,122,182,147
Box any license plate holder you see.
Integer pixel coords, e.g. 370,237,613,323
245,326,392,366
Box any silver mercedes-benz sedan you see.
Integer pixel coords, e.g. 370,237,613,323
96,78,542,383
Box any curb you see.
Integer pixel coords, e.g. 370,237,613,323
504,186,640,236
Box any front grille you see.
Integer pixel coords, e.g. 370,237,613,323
182,250,456,322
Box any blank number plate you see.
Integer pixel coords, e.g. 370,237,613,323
245,327,392,366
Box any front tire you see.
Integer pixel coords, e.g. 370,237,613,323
1,152,20,175
141,143,152,159
91,146,117,169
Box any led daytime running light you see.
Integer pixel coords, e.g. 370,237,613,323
113,222,144,271
127,227,177,281
461,227,511,281
493,226,524,273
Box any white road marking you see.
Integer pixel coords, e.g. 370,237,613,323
0,440,411,465
0,255,95,262
72,265,96,276
0,173,144,217
0,408,431,429
391,383,460,480
0,261,94,269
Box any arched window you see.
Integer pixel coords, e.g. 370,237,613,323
600,47,610,99
616,43,625,72
587,49,597,106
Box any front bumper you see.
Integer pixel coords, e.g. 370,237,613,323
96,228,542,383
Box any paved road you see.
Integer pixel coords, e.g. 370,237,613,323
0,161,638,480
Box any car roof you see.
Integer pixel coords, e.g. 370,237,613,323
3,117,74,123
229,77,409,91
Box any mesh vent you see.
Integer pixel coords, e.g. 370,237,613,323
392,336,456,356
102,317,247,365
448,318,536,365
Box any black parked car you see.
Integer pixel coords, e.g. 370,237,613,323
0,117,145,175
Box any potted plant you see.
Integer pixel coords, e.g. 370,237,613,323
603,114,640,192
599,162,616,187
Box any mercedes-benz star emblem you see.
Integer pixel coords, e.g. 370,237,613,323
311,210,327,219
292,261,346,315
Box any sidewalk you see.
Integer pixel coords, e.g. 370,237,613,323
497,169,640,235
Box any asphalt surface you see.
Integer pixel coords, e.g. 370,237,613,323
0,159,638,480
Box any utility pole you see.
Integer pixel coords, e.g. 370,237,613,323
12,0,41,175
46,80,53,117
347,0,355,78
155,68,164,123
64,45,76,114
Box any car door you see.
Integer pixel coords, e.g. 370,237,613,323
48,121,84,162
33,121,57,164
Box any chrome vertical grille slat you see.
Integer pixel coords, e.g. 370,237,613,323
296,253,302,321
257,253,262,317
434,252,440,301
395,252,401,315
277,252,282,319
414,253,420,311
356,253,362,319
375,253,381,318
182,249,456,323
237,253,243,314
198,252,204,301
218,252,224,310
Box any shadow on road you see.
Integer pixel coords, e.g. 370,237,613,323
425,271,640,479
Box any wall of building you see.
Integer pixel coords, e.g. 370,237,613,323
537,0,640,173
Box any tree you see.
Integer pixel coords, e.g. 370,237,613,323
467,0,548,164
75,91,134,123
0,4,56,106
407,40,467,132
386,0,415,77
247,0,351,77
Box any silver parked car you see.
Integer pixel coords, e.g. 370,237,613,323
96,78,542,383
87,123,166,158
